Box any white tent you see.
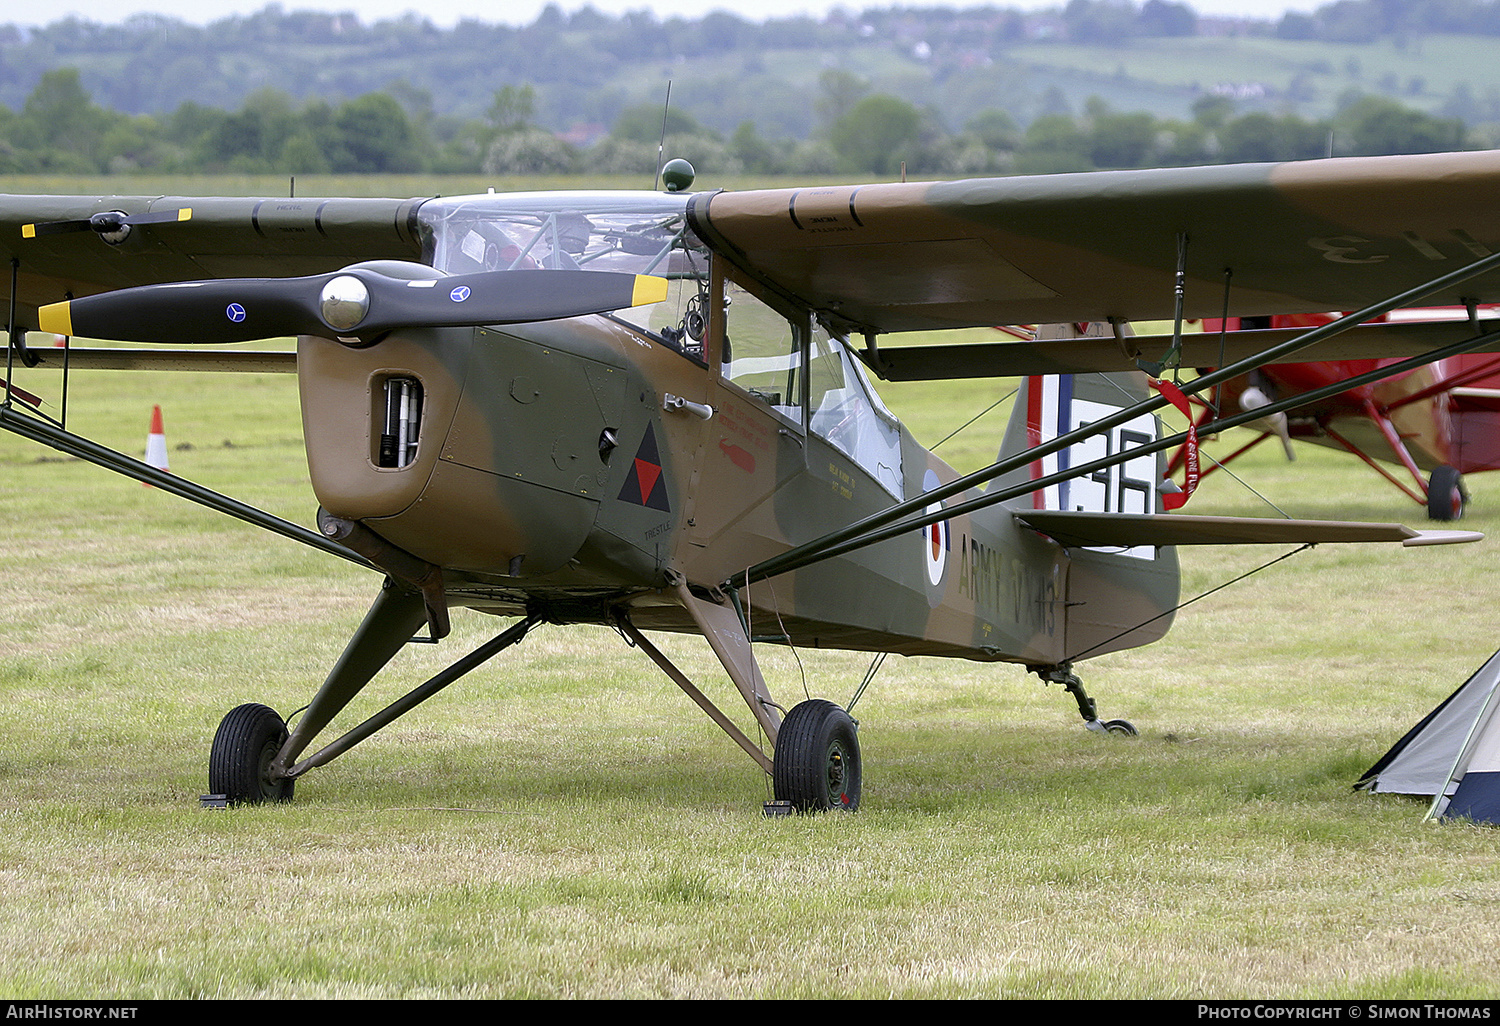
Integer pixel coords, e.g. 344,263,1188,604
1355,649,1500,823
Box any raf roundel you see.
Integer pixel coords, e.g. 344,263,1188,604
921,468,950,599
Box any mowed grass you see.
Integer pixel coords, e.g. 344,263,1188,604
4,344,1500,998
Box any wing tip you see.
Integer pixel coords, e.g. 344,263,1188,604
1402,530,1485,547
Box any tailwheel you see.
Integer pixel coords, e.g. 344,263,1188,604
1428,465,1467,522
209,703,295,805
1033,663,1137,738
772,699,862,812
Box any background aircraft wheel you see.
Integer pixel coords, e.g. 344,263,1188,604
772,699,861,812
1102,718,1138,737
1428,465,1467,521
209,703,295,805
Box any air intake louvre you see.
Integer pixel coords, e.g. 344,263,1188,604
377,376,423,468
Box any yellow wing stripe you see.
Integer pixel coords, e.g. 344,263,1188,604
37,301,72,337
631,275,669,307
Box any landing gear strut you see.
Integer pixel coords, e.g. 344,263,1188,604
206,582,539,807
1031,663,1138,737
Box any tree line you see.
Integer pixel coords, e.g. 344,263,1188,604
6,2,1500,130
0,66,1474,179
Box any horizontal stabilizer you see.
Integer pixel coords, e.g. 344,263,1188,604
1013,510,1482,548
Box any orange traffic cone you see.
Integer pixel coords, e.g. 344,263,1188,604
145,405,169,483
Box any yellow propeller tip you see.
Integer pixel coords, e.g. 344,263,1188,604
631,275,670,307
37,302,73,337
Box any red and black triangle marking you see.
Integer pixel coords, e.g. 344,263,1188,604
618,423,670,512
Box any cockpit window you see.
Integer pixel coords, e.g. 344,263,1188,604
418,192,711,359
807,324,904,499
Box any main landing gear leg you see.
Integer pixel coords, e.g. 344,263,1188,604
627,582,864,813
1030,663,1138,737
208,579,429,805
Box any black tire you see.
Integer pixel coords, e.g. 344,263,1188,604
772,699,861,812
1102,718,1138,737
1428,465,1467,522
209,703,294,805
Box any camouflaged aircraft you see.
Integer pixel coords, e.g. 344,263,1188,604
4,152,1500,813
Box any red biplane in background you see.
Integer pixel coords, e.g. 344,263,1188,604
1165,308,1500,521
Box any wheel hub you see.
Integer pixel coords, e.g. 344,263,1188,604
826,743,849,806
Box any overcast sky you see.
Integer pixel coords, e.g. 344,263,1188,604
12,1,1329,30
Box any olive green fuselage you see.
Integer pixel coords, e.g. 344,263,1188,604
298,284,1178,667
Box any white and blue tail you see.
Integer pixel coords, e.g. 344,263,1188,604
994,325,1164,501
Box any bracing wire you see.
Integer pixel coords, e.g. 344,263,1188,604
848,652,886,714
931,387,1018,453
1064,543,1314,664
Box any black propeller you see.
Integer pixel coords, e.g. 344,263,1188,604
36,264,670,344
23,208,192,241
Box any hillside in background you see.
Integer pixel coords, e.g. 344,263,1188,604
0,1,1495,177
5,1,1500,137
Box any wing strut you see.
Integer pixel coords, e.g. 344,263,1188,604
0,402,366,567
752,249,1500,585
739,306,1500,589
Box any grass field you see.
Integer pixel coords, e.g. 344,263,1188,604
3,340,1500,998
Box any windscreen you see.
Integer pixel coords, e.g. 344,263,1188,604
419,191,710,347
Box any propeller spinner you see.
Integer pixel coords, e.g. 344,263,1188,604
36,263,670,344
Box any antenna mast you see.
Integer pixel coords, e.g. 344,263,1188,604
653,80,672,191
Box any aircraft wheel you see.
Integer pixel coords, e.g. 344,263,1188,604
209,703,294,805
772,699,861,812
1428,465,1467,522
1102,718,1138,737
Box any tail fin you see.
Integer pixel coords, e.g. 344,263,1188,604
992,325,1182,660
993,323,1164,517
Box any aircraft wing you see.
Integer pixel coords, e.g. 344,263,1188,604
686,151,1500,338
0,194,425,327
1014,510,1482,548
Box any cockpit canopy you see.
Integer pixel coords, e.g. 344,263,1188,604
418,189,712,355
420,191,705,289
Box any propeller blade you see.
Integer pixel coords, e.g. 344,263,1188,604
1239,385,1297,461
36,267,670,344
23,219,94,238
23,208,192,239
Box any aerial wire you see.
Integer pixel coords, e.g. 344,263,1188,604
1064,544,1313,664
652,81,672,191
